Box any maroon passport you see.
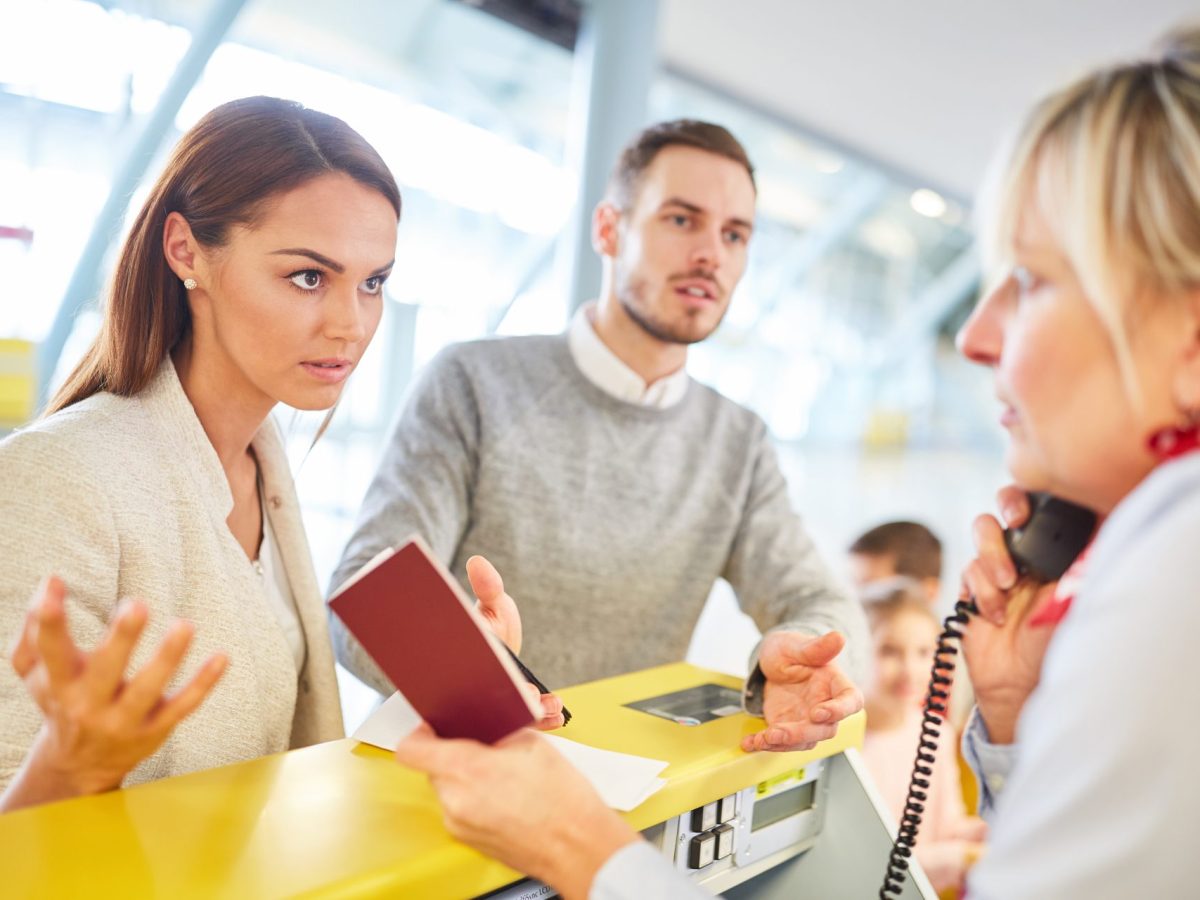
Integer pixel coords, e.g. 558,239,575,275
329,537,539,744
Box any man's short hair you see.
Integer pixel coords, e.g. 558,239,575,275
849,521,943,581
605,119,756,210
861,578,939,632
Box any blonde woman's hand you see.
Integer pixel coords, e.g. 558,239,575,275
396,725,638,899
2,576,227,811
964,486,1040,625
960,486,1062,743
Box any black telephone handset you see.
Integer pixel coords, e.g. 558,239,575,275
1002,492,1099,583
879,493,1097,898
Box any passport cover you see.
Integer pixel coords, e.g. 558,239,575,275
330,537,538,744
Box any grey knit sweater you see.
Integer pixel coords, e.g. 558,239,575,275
330,333,866,693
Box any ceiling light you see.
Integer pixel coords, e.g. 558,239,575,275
910,188,947,218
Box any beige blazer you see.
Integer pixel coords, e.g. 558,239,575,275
0,361,343,791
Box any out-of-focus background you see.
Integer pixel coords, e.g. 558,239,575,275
2,0,1193,727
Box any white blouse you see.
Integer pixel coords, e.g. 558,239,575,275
256,492,306,672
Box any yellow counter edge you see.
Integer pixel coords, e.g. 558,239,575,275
0,662,865,899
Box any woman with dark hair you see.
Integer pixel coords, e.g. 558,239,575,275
0,96,404,812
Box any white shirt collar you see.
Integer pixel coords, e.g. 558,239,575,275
567,302,690,409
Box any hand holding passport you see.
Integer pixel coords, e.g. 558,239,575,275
330,537,566,744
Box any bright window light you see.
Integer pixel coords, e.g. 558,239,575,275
173,42,575,239
0,1,189,114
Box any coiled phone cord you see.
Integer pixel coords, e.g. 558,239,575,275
879,596,974,898
877,493,1095,897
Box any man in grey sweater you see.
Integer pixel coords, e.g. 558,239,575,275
331,119,867,753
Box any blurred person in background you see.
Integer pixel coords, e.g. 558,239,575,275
849,519,943,605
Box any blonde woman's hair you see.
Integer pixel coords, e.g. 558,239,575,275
980,25,1200,399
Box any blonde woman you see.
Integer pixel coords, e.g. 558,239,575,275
952,25,1200,898
395,26,1200,900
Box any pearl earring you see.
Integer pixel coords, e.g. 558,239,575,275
183,278,197,290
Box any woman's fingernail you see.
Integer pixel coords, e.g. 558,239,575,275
811,708,830,723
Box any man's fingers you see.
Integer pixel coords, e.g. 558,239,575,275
518,684,565,729
466,556,505,607
769,721,838,747
762,631,845,677
538,692,563,717
535,692,565,730
468,556,522,654
535,712,566,731
808,683,863,725
84,600,148,704
741,720,835,752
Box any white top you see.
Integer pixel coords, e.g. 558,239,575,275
591,842,705,900
965,452,1200,898
256,492,306,672
568,303,690,409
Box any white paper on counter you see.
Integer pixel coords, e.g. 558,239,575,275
353,691,668,812
351,690,423,748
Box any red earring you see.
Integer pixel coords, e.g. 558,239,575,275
1147,418,1200,461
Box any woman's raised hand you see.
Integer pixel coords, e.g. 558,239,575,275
2,576,227,811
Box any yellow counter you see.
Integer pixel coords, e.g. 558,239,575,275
0,663,864,899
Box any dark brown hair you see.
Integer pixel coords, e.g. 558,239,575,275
849,521,943,581
47,96,401,415
605,119,756,210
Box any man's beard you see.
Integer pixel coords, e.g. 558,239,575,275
617,274,726,346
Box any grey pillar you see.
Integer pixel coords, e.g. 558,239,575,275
558,0,661,314
38,0,250,408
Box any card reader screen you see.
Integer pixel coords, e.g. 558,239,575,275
625,684,744,725
751,780,816,832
